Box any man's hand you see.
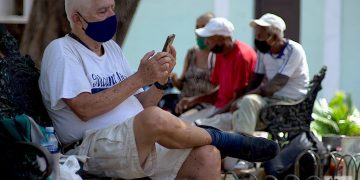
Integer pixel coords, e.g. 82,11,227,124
229,100,239,112
156,49,176,84
168,45,177,61
175,97,196,114
136,51,175,85
164,45,176,74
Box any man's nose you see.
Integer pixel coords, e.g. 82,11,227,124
108,8,115,17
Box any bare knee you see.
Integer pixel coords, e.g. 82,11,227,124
176,145,221,179
195,145,221,171
241,94,262,104
136,106,173,135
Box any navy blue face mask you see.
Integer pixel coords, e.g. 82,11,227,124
210,44,224,54
78,12,117,42
254,39,270,53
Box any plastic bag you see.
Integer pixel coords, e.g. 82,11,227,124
60,155,82,180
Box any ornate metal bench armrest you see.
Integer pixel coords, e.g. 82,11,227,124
4,142,53,179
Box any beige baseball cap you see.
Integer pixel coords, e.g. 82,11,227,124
250,13,286,32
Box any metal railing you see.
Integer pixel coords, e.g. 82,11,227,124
226,150,360,180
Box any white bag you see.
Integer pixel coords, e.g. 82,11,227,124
59,155,82,180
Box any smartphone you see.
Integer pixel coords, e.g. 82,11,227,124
162,34,176,52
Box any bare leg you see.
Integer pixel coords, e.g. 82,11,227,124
134,106,279,165
176,145,221,180
133,106,212,164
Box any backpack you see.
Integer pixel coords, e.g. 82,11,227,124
264,131,328,179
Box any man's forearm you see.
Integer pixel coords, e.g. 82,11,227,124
194,88,219,105
63,73,145,121
246,73,265,93
261,74,289,97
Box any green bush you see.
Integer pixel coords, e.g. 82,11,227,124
311,91,360,136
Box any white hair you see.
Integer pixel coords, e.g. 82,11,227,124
64,0,90,28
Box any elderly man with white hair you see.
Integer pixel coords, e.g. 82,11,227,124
39,0,279,179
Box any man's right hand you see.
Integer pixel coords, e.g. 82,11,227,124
175,97,196,114
136,51,173,85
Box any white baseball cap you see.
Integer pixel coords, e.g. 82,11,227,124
195,17,234,37
250,13,286,32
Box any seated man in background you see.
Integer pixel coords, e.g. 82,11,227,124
39,1,279,179
197,13,309,135
177,17,257,123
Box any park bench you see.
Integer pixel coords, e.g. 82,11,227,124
259,66,329,179
260,65,327,146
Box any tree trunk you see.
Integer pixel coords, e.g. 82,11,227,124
20,0,140,67
20,0,69,66
114,0,140,46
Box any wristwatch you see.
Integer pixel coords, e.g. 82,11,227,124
154,78,172,90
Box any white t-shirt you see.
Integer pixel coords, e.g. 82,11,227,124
39,35,144,144
255,39,309,100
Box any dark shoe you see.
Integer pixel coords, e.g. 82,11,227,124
224,132,280,162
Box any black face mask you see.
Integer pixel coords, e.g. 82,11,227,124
210,44,224,54
254,39,270,53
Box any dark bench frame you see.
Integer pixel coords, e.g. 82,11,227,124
260,66,327,146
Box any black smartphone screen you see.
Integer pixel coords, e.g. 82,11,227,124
162,34,176,52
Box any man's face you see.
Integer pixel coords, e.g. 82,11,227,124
205,36,224,50
80,0,115,23
254,25,270,41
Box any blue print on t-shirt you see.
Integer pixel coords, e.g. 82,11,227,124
91,88,107,94
91,72,128,94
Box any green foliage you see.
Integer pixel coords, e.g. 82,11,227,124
311,91,360,136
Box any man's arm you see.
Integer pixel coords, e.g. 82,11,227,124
248,73,289,97
260,73,289,96
63,73,144,121
212,72,264,115
63,51,173,121
192,86,219,104
175,87,219,114
246,73,265,93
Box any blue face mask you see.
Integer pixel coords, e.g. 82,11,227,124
78,12,117,42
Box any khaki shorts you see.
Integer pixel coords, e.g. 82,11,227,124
75,117,192,179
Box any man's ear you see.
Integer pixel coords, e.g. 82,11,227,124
71,13,84,28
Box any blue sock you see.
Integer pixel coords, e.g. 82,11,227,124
202,125,246,156
199,125,279,162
